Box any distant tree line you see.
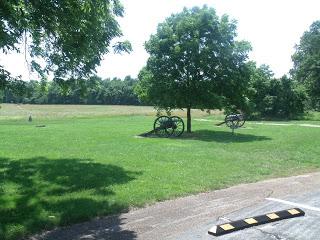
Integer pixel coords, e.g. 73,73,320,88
0,75,140,105
0,61,313,120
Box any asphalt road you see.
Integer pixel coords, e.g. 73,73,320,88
32,172,320,240
173,191,320,240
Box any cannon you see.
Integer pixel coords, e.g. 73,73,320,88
153,116,185,137
216,113,246,133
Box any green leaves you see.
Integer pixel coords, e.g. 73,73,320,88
0,65,12,90
246,63,307,119
136,6,251,131
0,0,131,79
2,75,140,105
137,6,251,111
291,20,320,109
113,40,132,54
0,65,27,101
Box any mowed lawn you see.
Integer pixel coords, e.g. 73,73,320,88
1,104,320,239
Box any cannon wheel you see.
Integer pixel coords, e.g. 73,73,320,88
238,114,246,127
170,116,185,137
153,116,173,137
225,115,239,129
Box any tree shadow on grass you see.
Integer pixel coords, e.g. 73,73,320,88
177,130,272,143
34,215,138,240
0,157,141,240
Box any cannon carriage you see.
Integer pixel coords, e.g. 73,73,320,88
146,113,245,138
216,113,246,133
224,114,246,129
153,116,185,138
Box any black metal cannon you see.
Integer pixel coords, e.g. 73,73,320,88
153,116,185,138
216,113,246,133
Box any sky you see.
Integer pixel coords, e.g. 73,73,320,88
1,0,319,80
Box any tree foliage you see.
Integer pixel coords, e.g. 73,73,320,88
0,65,12,89
0,0,131,81
135,6,251,132
0,65,26,100
1,76,140,105
246,62,307,119
291,20,320,109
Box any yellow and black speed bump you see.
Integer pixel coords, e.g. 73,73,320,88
208,208,305,236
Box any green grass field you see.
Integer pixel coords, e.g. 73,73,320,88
1,104,320,240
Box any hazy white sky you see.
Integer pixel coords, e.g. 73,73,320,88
1,0,319,80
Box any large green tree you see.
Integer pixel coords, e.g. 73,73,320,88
0,0,131,83
291,20,320,109
135,6,251,132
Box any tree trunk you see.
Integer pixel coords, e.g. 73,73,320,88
187,107,191,133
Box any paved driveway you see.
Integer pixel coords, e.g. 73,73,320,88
174,191,320,240
31,172,320,240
